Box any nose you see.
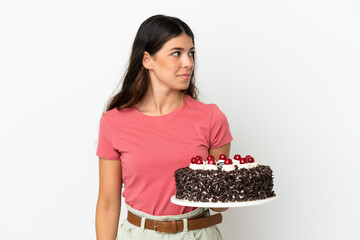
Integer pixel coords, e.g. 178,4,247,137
182,54,194,70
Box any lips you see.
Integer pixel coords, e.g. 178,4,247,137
178,73,192,80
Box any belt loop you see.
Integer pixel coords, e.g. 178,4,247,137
140,217,146,231
182,218,188,232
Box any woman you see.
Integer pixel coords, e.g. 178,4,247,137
95,14,233,240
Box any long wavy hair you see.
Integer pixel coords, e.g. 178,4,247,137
103,14,199,113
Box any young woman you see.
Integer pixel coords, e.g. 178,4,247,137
95,14,233,240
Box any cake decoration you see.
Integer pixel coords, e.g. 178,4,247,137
205,158,218,171
233,154,241,166
245,155,258,168
207,155,215,162
195,155,202,160
189,157,197,169
174,153,276,202
190,157,205,170
217,154,227,169
222,159,235,172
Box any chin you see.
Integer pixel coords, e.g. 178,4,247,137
177,86,189,91
178,82,190,90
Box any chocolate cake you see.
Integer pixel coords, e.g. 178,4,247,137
174,154,276,202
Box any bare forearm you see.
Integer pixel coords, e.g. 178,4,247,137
96,203,121,240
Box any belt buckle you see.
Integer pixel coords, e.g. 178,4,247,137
154,220,166,234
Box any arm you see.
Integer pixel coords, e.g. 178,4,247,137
208,142,231,212
96,157,123,240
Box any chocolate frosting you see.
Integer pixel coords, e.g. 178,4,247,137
174,165,275,202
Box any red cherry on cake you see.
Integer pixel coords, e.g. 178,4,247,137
247,156,255,163
196,155,202,160
240,158,248,164
190,157,197,164
219,154,227,160
245,155,255,163
224,159,233,164
196,159,204,164
207,155,215,160
208,159,216,165
234,154,241,160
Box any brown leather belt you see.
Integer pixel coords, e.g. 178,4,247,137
127,210,222,233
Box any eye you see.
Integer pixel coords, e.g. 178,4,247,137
172,51,180,56
189,51,195,57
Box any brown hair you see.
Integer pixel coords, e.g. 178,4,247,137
103,14,199,113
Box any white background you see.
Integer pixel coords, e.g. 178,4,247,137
1,0,359,239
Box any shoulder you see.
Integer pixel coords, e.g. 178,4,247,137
186,95,217,114
100,107,134,124
186,96,229,124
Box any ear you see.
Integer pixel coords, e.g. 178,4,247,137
142,51,152,69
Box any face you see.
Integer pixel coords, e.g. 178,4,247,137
143,33,195,91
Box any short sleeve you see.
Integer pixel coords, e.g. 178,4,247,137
209,104,233,149
96,114,121,160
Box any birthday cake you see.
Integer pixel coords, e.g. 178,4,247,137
174,154,276,202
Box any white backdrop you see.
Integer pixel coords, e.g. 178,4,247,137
1,0,359,239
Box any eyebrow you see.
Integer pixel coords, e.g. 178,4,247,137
169,47,195,51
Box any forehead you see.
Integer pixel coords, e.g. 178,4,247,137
162,33,194,50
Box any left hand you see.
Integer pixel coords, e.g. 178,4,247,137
210,207,229,212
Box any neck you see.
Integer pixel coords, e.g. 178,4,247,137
135,88,186,116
